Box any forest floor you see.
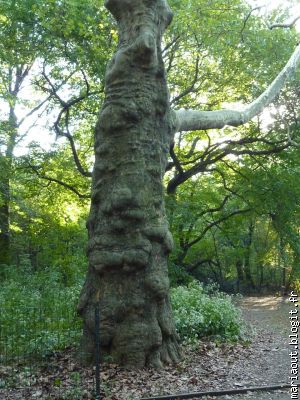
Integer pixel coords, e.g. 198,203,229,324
0,296,294,400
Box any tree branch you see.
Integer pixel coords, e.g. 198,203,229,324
174,44,300,132
28,164,90,199
42,69,94,178
269,16,300,30
169,142,183,174
185,208,251,250
183,136,201,159
186,258,218,272
179,193,232,253
11,64,32,96
170,54,200,106
53,110,92,178
241,6,264,41
17,95,51,128
167,134,289,193
162,35,181,55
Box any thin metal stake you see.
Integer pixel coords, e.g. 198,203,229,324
95,302,101,400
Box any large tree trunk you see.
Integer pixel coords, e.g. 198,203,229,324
78,0,180,368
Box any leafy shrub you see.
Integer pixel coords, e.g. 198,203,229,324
0,264,83,362
171,280,245,343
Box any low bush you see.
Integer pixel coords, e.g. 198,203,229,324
171,280,246,343
0,265,83,362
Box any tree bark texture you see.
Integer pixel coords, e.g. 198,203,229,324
78,0,181,368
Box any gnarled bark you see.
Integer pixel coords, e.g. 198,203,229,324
78,0,180,368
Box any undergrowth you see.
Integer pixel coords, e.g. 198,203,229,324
0,264,83,362
171,281,247,343
0,264,247,363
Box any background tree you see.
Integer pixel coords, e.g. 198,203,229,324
0,0,111,265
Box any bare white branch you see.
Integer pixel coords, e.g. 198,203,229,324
174,44,300,133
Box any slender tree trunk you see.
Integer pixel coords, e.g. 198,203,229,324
212,231,223,283
0,107,17,265
235,260,244,293
279,237,287,295
0,172,10,265
258,264,264,292
0,64,31,267
244,259,255,289
243,221,255,290
78,0,180,368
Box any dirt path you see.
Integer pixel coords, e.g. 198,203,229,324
223,296,292,400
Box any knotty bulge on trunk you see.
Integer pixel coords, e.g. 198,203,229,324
78,0,181,368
